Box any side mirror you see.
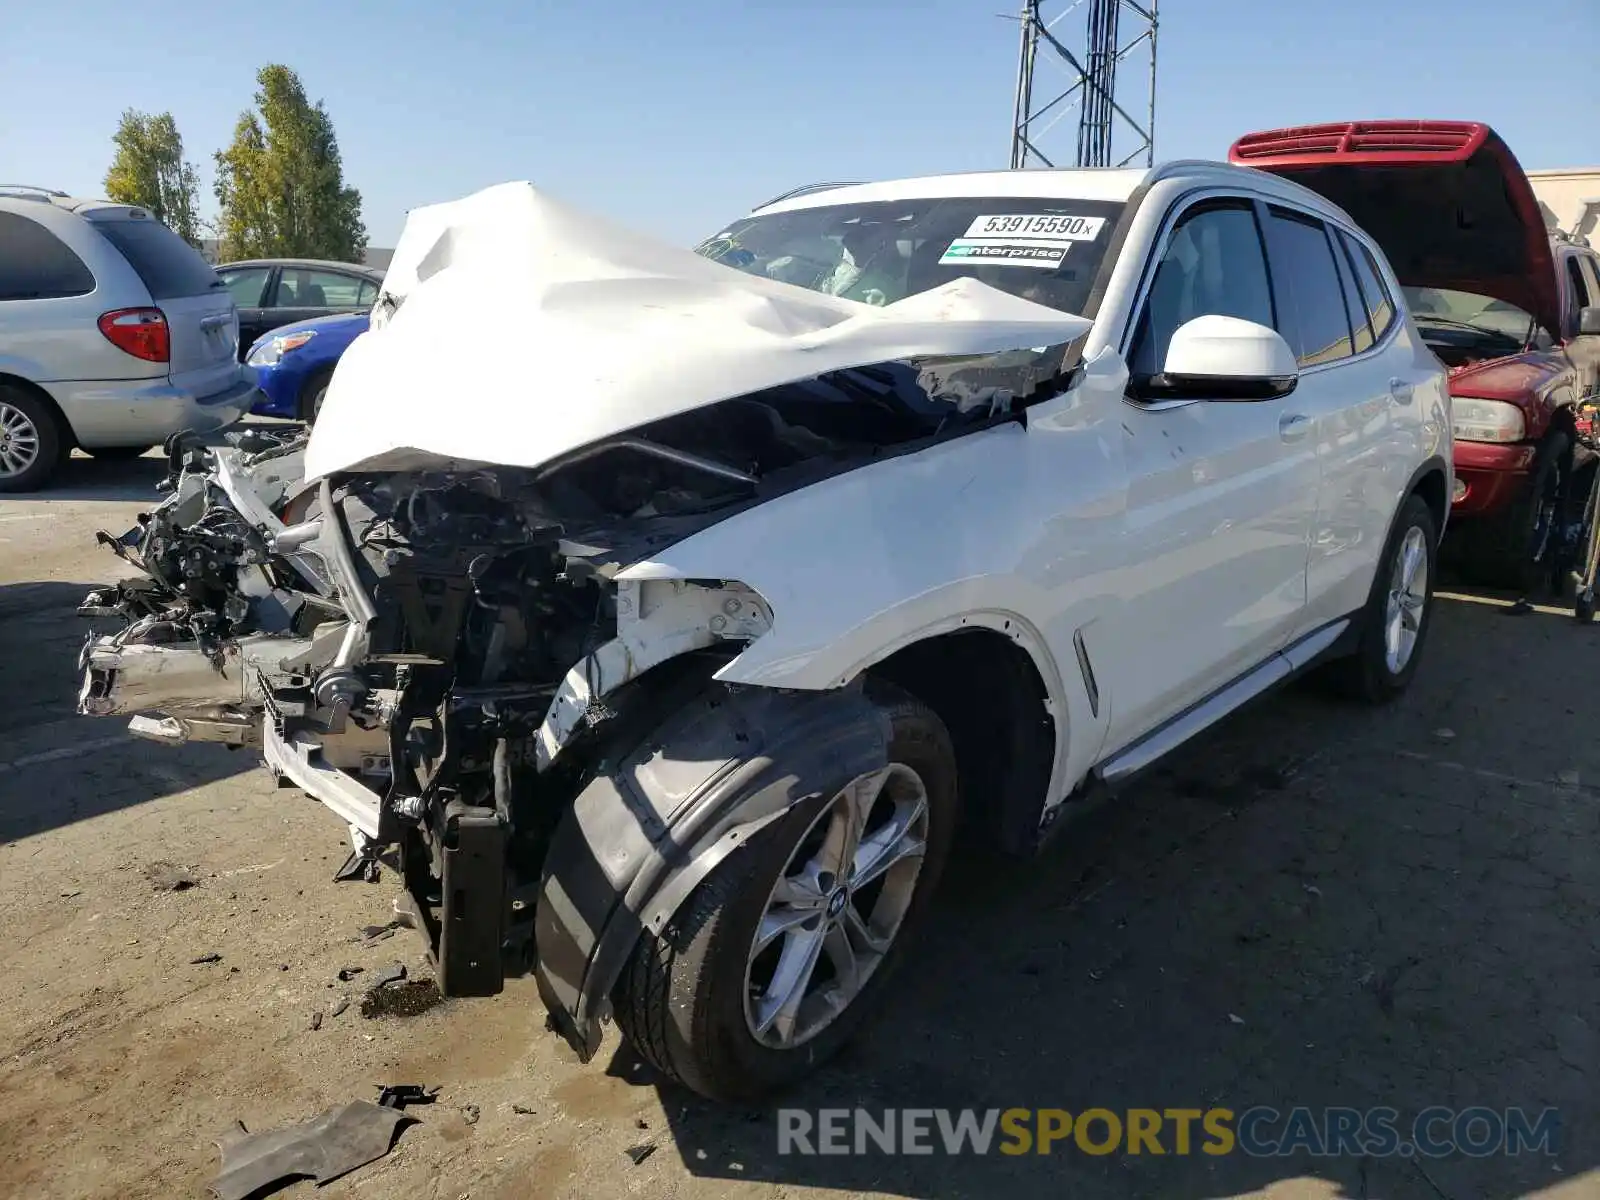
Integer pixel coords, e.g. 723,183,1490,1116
1579,305,1600,337
1144,315,1300,401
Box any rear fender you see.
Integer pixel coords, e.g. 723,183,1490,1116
533,683,889,1061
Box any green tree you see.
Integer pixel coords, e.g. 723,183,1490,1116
103,110,202,246
213,65,368,262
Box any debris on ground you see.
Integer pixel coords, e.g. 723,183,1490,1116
1433,728,1456,744
59,889,82,899
635,1117,649,1130
360,980,442,1020
336,966,363,982
309,1011,323,1031
511,1103,535,1115
375,1084,440,1110
211,1100,414,1200
191,952,222,965
460,1103,480,1126
1227,1013,1246,1025
330,997,350,1018
370,962,407,988
145,862,198,892
357,920,404,946
625,1141,658,1165
333,851,381,884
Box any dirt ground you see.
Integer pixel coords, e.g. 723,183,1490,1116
1,450,1596,1200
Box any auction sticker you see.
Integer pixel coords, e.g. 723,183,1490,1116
939,239,1070,268
961,213,1108,241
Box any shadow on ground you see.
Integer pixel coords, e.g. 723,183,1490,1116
0,581,253,842
604,589,1598,1199
34,450,172,503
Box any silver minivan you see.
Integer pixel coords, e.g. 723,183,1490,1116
0,186,258,491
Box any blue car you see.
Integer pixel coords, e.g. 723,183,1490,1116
246,312,368,421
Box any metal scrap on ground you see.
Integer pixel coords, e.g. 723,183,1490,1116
209,1100,414,1200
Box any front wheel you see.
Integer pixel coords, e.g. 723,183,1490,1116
612,687,958,1103
1325,493,1438,704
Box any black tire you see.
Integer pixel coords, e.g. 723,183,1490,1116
298,369,333,423
1324,493,1439,704
0,384,67,493
84,444,155,461
611,684,959,1103
1458,432,1572,590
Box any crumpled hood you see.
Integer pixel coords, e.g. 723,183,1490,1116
304,182,1091,480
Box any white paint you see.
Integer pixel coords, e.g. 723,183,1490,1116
613,169,1447,810
305,182,1090,479
1161,316,1297,381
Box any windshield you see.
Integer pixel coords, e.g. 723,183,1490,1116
695,196,1127,317
1403,286,1536,348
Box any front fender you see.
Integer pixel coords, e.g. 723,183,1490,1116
532,683,890,1061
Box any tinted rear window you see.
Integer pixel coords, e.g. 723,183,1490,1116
0,211,95,300
92,217,220,300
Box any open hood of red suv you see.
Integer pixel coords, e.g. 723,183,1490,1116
1229,120,1559,339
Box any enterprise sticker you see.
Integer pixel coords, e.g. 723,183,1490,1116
939,239,1070,269
962,213,1108,241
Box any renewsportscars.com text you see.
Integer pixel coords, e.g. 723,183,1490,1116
777,1107,1560,1158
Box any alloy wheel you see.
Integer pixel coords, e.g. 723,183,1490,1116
1384,525,1428,673
743,764,929,1049
0,400,42,479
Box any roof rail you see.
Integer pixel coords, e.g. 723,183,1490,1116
755,181,863,210
0,184,69,199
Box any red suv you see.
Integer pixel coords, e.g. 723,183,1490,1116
1230,120,1600,585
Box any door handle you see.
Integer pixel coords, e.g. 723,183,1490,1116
1279,413,1312,442
1389,377,1414,404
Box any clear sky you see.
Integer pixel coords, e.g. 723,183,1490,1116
5,0,1596,250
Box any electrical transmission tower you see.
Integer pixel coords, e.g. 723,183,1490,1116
1009,0,1159,170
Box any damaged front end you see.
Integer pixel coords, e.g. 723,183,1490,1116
74,181,1099,1072
76,419,800,1005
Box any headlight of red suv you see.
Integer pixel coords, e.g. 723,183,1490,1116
1450,397,1525,444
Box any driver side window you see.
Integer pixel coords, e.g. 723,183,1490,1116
1128,201,1275,381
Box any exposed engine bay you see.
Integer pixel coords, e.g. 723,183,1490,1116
73,357,1050,1002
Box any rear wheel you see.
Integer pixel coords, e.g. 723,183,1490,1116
1325,493,1438,704
611,686,958,1102
0,385,66,493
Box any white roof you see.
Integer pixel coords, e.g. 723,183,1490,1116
754,168,1154,216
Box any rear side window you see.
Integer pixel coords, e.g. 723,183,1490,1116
1339,231,1397,345
275,268,366,307
1263,207,1354,367
1327,229,1372,354
1128,201,1276,379
357,279,379,306
1566,256,1594,312
92,217,220,300
0,211,95,300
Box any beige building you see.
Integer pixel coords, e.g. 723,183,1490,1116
1527,168,1600,240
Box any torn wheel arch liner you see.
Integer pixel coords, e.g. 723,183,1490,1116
533,681,893,1061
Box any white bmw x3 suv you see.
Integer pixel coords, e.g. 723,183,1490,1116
74,161,1450,1102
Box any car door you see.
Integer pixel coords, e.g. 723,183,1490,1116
1106,196,1318,751
217,265,275,360
1258,205,1404,631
